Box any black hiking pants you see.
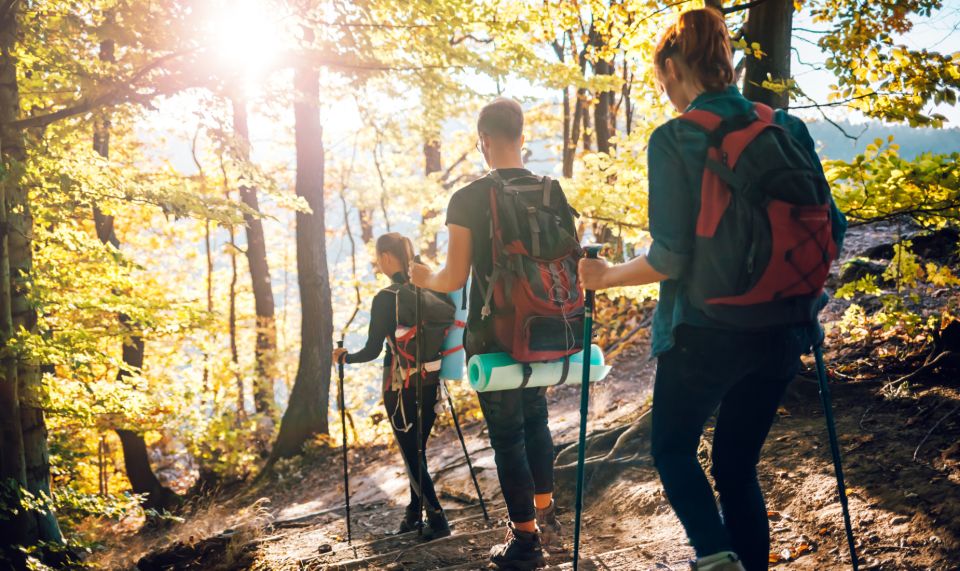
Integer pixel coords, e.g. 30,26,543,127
651,325,804,571
383,375,442,514
477,386,555,523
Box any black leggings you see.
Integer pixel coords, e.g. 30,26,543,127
651,325,803,571
383,378,442,513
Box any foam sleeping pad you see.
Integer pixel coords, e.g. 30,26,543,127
439,282,469,381
467,344,611,392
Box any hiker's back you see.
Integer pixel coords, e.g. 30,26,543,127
649,88,842,338
447,168,582,360
384,282,455,388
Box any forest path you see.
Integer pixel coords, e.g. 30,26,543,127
124,337,960,571
242,341,960,571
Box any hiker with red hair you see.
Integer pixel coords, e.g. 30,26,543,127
579,8,846,571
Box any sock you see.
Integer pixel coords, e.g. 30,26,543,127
534,493,552,511
513,519,537,533
695,551,740,570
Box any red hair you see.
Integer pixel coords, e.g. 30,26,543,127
654,8,734,92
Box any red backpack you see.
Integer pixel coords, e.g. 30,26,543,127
476,172,584,363
679,103,839,328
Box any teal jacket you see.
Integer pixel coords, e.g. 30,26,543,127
645,86,848,357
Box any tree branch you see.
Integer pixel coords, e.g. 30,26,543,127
721,0,773,14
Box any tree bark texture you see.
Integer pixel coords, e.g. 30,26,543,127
742,0,794,109
0,2,62,549
231,98,278,419
270,66,332,461
421,135,442,259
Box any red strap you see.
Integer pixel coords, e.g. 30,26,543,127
680,109,723,131
719,108,776,169
753,102,775,123
453,320,466,328
440,345,464,357
395,325,417,342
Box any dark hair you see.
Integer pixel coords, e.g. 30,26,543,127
654,8,734,93
477,97,524,141
375,232,415,280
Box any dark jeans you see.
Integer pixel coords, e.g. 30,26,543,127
383,377,442,513
477,386,555,523
651,325,803,571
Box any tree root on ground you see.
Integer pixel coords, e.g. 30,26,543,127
884,350,959,391
554,410,652,468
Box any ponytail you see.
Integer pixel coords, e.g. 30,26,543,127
654,8,734,93
375,232,415,281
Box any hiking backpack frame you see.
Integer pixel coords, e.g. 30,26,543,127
680,102,838,329
476,171,584,365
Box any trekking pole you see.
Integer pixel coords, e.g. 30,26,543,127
573,245,601,571
337,338,352,544
814,342,859,571
442,380,489,523
414,257,426,536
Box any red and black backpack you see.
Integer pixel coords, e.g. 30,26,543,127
475,172,584,363
679,102,839,328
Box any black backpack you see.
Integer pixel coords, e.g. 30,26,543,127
679,103,839,328
384,283,456,388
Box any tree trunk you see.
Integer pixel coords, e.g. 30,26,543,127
92,35,179,511
228,223,243,419
582,97,593,151
565,89,585,177
269,66,332,461
561,87,572,178
115,428,180,511
421,135,442,259
0,163,31,551
359,208,374,244
0,3,62,549
231,98,278,420
742,0,794,109
203,219,212,398
593,58,615,154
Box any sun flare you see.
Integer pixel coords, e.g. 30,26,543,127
210,0,287,76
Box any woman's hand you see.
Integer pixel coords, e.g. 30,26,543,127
579,257,613,291
409,260,432,289
332,347,348,364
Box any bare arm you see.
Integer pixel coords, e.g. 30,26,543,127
579,254,668,290
409,224,472,292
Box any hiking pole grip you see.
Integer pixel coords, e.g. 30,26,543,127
573,245,602,571
815,344,859,570
337,338,352,543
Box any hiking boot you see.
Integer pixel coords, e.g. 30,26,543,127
398,503,421,534
689,551,746,571
422,508,452,540
535,500,564,553
489,524,546,570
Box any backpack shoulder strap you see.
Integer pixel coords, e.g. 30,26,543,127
753,102,775,123
679,109,723,132
541,175,552,207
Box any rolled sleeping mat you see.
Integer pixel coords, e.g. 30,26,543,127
468,344,611,392
439,281,469,381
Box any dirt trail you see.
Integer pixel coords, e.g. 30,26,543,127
122,332,960,571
